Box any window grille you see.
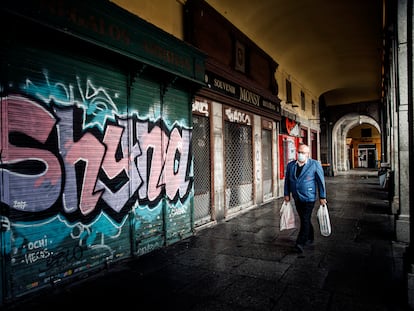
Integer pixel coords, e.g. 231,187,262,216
193,115,212,226
224,121,253,210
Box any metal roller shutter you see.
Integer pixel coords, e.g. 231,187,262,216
224,119,254,215
1,37,132,298
192,114,212,227
162,87,193,244
129,75,165,256
262,128,273,200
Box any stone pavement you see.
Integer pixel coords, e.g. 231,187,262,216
3,170,411,310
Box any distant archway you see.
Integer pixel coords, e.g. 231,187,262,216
331,113,380,175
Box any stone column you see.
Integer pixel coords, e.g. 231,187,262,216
395,0,410,243
407,0,414,307
212,101,225,221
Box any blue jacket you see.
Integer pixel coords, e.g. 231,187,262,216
284,159,326,203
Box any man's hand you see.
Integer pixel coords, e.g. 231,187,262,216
320,198,327,205
284,196,290,202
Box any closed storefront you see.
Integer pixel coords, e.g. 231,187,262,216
192,98,213,227
185,0,281,224
0,0,204,305
1,36,133,299
262,119,274,201
223,106,254,215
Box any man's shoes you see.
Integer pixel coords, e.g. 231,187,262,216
295,244,304,253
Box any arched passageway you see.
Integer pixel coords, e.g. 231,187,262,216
331,113,381,175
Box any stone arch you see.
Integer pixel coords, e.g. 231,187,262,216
331,113,380,175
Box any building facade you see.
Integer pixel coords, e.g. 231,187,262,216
0,0,205,304
185,0,282,227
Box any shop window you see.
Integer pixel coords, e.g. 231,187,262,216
301,91,305,111
286,79,292,103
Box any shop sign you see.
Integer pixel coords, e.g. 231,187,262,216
205,71,280,115
282,117,301,137
2,0,205,83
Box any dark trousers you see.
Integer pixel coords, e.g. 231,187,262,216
294,200,315,245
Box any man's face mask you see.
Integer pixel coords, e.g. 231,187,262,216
297,152,307,162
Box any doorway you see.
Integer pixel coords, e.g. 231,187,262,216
357,144,376,168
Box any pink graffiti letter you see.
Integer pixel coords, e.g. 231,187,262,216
0,95,61,212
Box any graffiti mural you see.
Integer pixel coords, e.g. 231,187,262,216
0,71,194,295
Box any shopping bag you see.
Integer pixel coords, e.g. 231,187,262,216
317,204,331,237
280,201,296,231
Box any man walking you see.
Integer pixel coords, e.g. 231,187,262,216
284,143,327,253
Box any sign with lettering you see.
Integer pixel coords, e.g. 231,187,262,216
192,98,210,117
205,71,280,116
223,106,252,125
2,0,205,83
282,117,301,137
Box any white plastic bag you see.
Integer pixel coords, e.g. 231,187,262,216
280,201,296,231
317,204,331,236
